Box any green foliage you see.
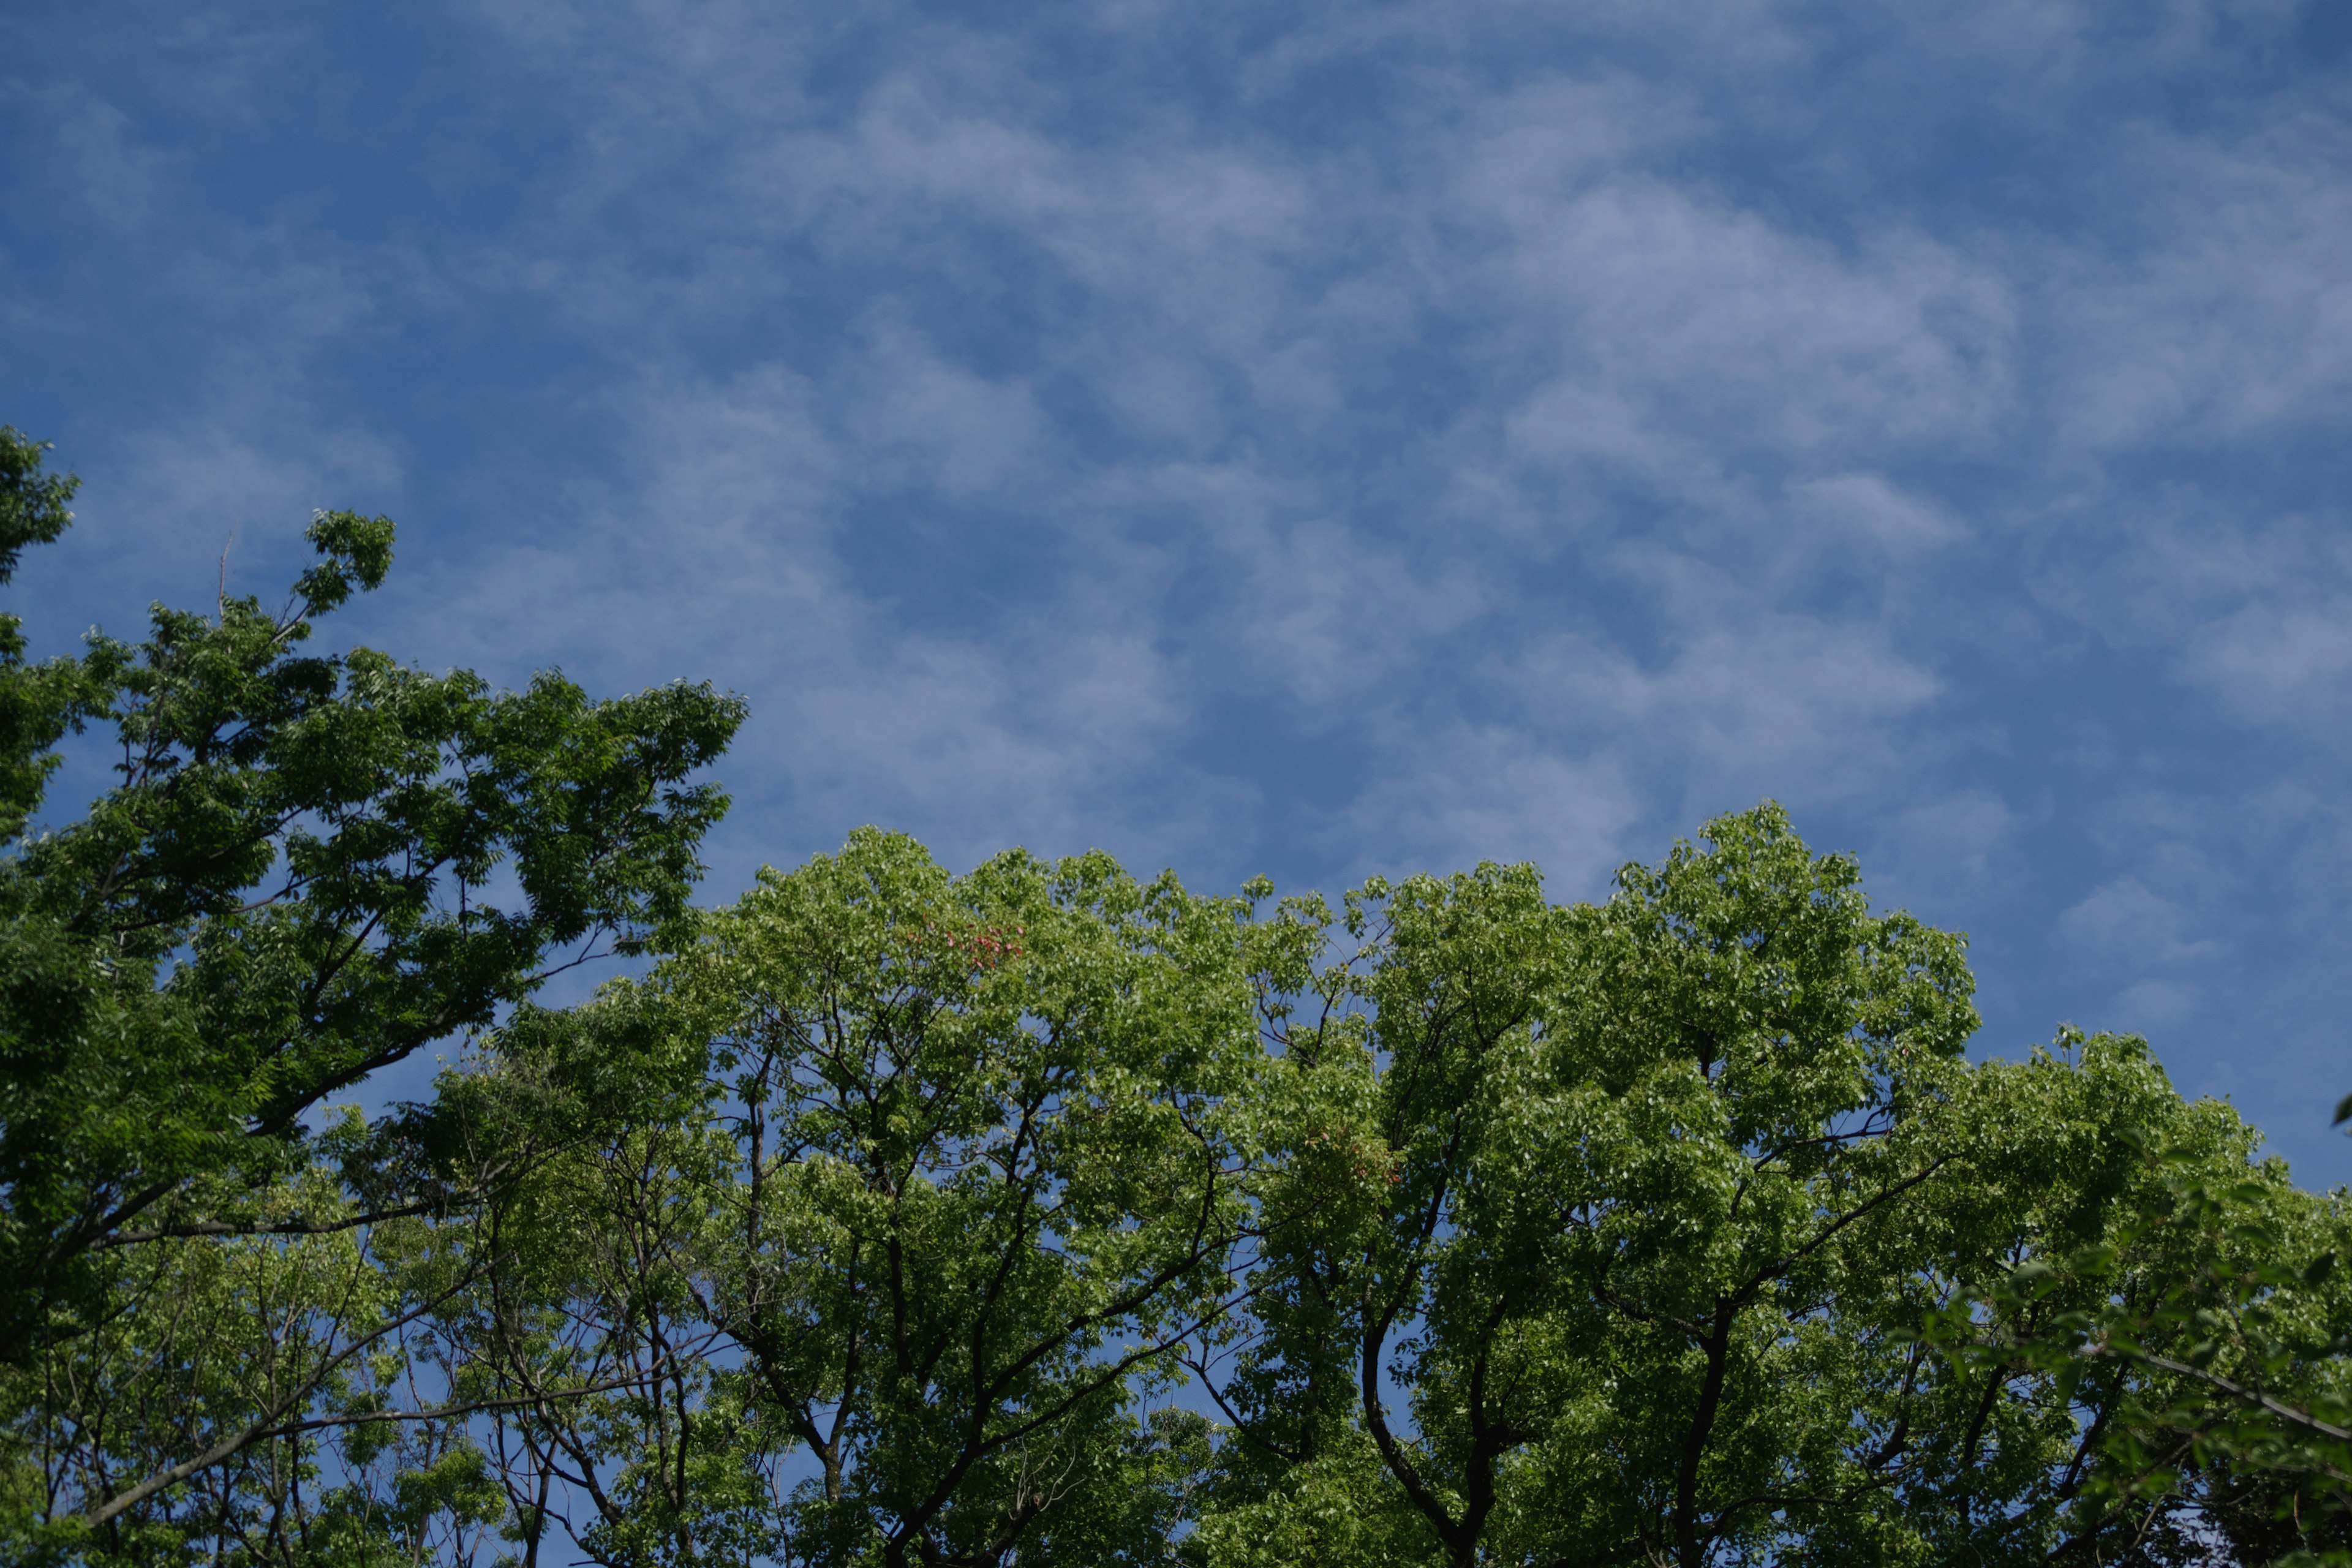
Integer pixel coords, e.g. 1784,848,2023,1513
0,1165,508,1566
0,430,746,1366
627,829,1268,1568
1922,1115,2352,1565
1193,807,2344,1568
0,428,746,1562
0,428,97,843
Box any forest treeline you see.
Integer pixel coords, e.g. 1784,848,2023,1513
5,427,2352,1567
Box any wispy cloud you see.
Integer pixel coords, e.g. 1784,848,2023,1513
8,0,2352,1174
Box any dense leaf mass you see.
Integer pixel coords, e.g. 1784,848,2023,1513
6,431,2351,1566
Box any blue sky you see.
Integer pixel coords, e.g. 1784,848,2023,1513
6,1,2352,1178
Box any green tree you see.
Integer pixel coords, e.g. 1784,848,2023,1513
603,829,1267,1568
442,1027,787,1568
1191,806,2332,1568
0,428,745,1555
1,1156,514,1566
1925,1122,2352,1565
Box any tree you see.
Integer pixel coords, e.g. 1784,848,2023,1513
0,428,745,1555
598,829,1260,1568
1924,1120,2352,1564
1191,806,2338,1568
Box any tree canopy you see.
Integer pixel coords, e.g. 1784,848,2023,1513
5,428,2351,1567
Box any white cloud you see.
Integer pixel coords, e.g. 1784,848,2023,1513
1787,473,1968,553
2045,113,2352,455
1471,181,2016,484
1341,724,1642,889
2111,976,2203,1031
379,361,1230,881
843,322,1054,499
2058,876,2221,965
2195,605,2352,729
2048,512,2352,747
1502,545,1943,781
1871,790,2017,891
